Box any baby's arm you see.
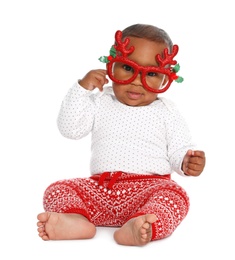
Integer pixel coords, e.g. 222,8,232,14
79,69,109,91
182,150,206,176
57,70,107,140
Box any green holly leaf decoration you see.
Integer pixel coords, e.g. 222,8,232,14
175,76,184,83
98,56,109,63
173,64,180,73
109,45,116,57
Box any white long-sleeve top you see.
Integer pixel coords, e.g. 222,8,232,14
57,82,195,176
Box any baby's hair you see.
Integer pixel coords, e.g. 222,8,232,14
121,24,173,52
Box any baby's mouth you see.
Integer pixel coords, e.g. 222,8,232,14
127,91,143,99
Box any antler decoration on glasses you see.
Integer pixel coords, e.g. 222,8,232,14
112,30,134,58
98,30,135,63
155,45,183,83
99,30,184,92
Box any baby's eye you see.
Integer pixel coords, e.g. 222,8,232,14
123,64,134,72
147,71,158,77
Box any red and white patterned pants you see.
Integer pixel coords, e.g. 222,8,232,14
43,172,190,241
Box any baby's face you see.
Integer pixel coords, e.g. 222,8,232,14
112,37,168,106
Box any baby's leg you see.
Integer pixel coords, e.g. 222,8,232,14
37,212,96,240
113,214,157,246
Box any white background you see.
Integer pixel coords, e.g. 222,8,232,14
1,0,234,259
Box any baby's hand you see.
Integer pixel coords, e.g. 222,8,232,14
79,69,109,91
182,150,206,176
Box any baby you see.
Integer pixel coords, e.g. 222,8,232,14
37,24,206,246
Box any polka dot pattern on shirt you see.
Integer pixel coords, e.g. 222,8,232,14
57,83,195,176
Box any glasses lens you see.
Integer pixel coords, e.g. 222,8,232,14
144,70,169,91
111,62,137,82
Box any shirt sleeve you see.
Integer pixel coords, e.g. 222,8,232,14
162,98,196,176
57,81,97,140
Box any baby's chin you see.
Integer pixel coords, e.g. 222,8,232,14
116,97,157,107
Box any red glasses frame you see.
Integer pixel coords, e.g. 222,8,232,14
107,56,173,93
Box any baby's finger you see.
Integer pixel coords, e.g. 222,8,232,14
193,150,205,158
187,162,204,172
185,168,202,177
188,156,205,165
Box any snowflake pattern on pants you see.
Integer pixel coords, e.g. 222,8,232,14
43,172,189,241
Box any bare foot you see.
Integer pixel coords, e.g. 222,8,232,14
37,212,96,241
114,214,157,246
